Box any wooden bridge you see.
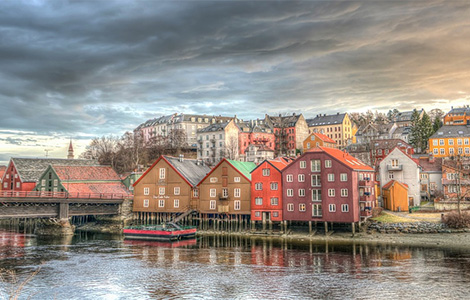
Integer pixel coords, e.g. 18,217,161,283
0,191,130,219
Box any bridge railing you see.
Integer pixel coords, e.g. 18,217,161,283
0,191,130,199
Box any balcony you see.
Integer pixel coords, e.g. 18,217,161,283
360,209,372,218
387,164,403,171
360,194,372,202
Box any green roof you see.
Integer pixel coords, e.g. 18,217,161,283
226,159,257,180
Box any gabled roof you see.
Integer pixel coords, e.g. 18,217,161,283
395,109,423,122
383,180,409,190
0,166,6,182
382,147,419,165
373,139,412,149
415,156,442,173
197,158,256,185
197,121,233,133
10,158,98,183
265,113,303,128
163,156,211,186
251,157,294,174
430,125,470,139
306,113,346,127
226,159,257,180
52,165,121,181
306,147,373,171
311,132,335,144
446,106,470,116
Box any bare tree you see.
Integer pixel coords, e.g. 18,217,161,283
80,135,119,167
225,135,238,160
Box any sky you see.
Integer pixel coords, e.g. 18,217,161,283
1,0,469,165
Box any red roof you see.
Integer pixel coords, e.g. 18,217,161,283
268,157,294,171
53,165,121,181
307,147,373,171
312,132,336,144
65,182,129,195
0,166,6,181
382,180,409,190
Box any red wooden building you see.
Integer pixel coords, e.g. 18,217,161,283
250,157,294,229
282,147,375,232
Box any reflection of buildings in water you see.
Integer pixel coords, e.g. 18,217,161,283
0,230,27,259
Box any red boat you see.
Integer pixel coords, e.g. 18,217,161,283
123,223,197,241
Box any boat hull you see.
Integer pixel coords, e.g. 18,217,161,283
123,228,197,241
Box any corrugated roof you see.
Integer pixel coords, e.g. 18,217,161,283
164,156,211,186
306,113,346,126
226,159,257,180
11,158,98,183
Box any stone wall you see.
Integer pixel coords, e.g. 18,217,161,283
434,201,470,211
366,221,451,234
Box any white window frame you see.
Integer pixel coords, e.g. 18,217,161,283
255,182,263,190
234,200,241,210
210,188,216,198
174,187,180,195
311,174,321,187
270,182,278,190
299,203,306,212
193,189,199,197
234,177,241,182
262,168,270,176
158,199,165,207
159,187,165,195
159,168,165,179
270,197,279,206
287,189,294,197
234,188,241,198
286,174,293,182
341,188,348,197
312,189,322,201
41,179,46,186
143,199,149,207
340,173,347,182
300,161,307,169
311,159,321,172
341,204,349,212
329,204,336,212
298,174,305,182
255,197,263,205
287,203,294,212
210,200,216,210
328,173,335,182
174,199,179,208
312,204,322,217
144,187,149,195
328,189,335,197
325,160,332,168
298,189,305,197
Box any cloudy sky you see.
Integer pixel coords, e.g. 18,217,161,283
1,0,469,164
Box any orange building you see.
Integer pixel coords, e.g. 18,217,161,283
444,106,470,125
302,132,336,152
428,125,470,158
382,180,409,212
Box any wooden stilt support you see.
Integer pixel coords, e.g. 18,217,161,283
324,221,328,234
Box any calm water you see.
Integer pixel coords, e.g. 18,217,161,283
1,229,470,299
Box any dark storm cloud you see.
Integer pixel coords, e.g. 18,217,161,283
0,0,469,147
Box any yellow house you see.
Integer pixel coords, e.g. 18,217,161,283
382,180,409,212
306,113,354,149
428,125,470,158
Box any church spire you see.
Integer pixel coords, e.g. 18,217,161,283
67,140,74,159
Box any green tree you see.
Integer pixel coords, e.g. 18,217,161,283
409,109,421,151
433,116,443,133
419,112,433,153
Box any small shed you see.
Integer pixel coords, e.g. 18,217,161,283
382,180,409,212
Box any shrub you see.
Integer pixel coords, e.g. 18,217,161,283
372,207,383,218
442,211,470,229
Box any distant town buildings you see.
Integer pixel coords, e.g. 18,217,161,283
306,113,354,149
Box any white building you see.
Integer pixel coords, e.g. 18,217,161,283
197,120,240,165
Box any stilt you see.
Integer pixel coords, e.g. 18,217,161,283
324,221,328,234
309,221,312,234
351,222,355,235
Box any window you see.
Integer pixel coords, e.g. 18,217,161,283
325,160,332,168
311,174,321,187
359,173,364,180
234,177,241,182
449,139,454,145
174,199,179,208
433,139,438,146
329,204,336,212
298,174,305,182
440,148,445,155
53,179,58,187
210,177,218,183
458,148,463,155
158,199,165,207
222,188,228,198
311,159,321,172
312,204,322,217
270,197,279,205
341,189,348,197
439,139,444,146
312,189,322,201
273,211,279,217
144,187,149,195
391,159,399,167
287,203,294,211
255,182,263,190
433,148,439,155
3,182,7,188
210,200,216,210
340,173,347,182
41,179,46,186
300,161,306,169
466,147,470,155
255,197,263,205
210,188,216,197
287,189,294,197
299,189,305,197
458,139,463,145
5,174,9,179
234,200,241,210
174,187,180,195
388,172,394,179
270,182,278,190
299,204,306,212
449,148,455,155
143,199,149,207
159,168,165,179
286,174,293,182
328,174,335,182
262,168,270,176
328,189,335,197
255,211,261,217
234,188,241,198
341,204,349,212
159,187,165,195
466,139,469,145
193,189,199,197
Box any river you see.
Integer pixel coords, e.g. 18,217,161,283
1,229,470,299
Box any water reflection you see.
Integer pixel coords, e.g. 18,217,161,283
1,229,470,299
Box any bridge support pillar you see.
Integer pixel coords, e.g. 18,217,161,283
59,203,69,219
35,218,75,236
